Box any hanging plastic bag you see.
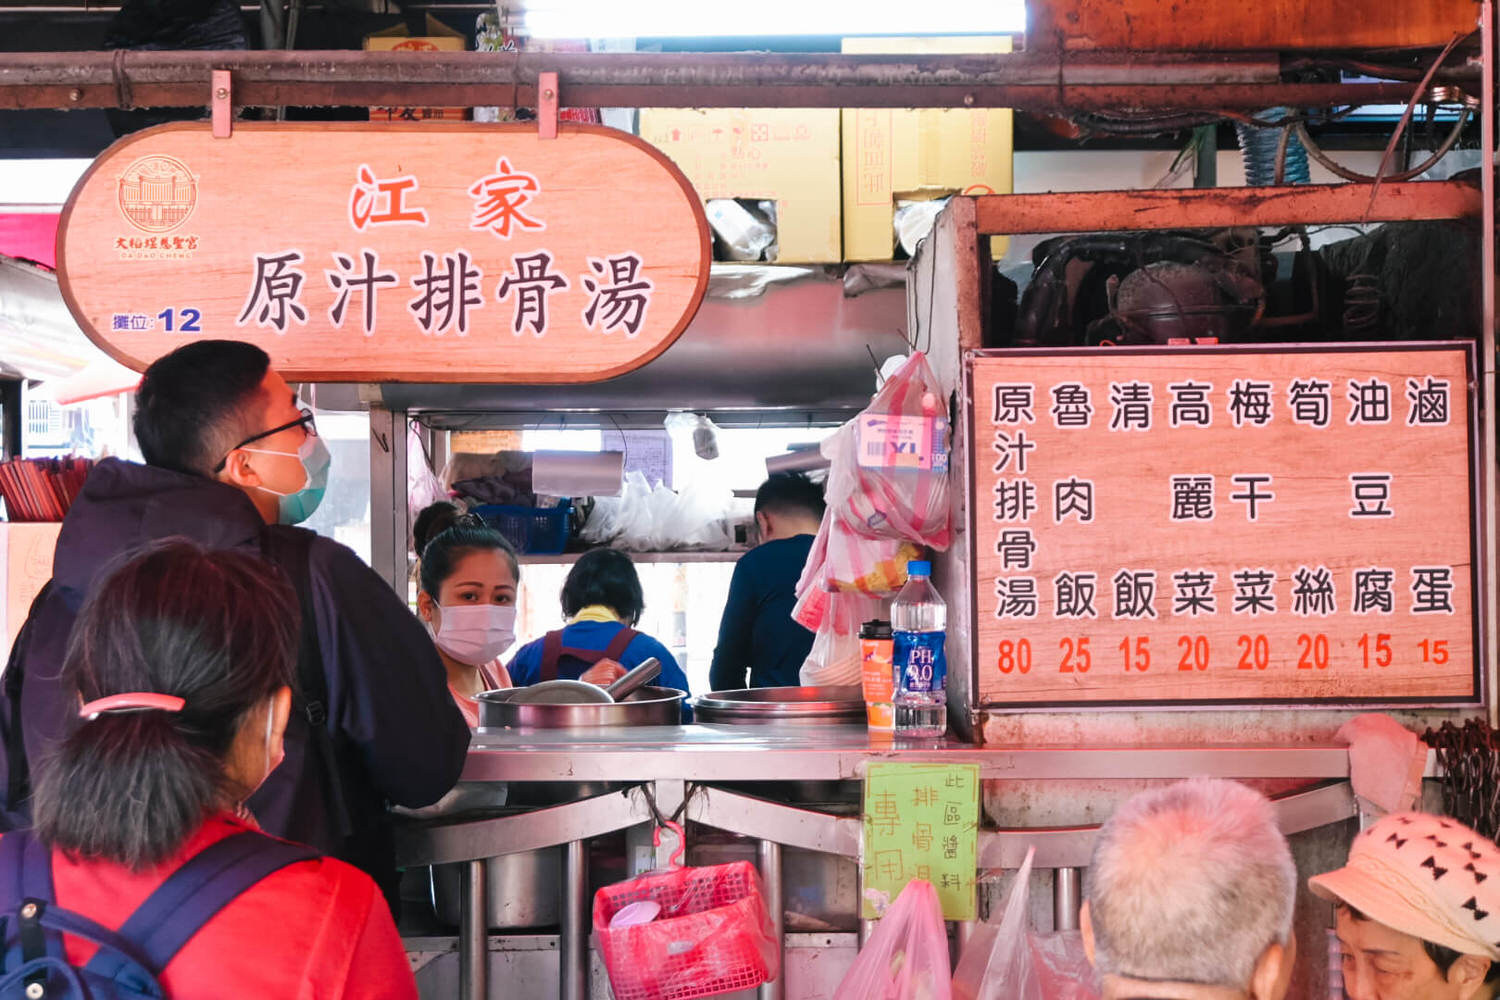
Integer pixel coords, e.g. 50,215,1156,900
951,848,1100,1000
798,591,887,686
834,879,953,1000
833,352,951,548
793,353,950,629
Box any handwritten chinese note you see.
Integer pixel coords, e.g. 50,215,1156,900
971,345,1478,707
862,763,979,921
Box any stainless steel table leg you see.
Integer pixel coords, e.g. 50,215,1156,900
561,839,589,1000
1054,866,1081,931
956,919,979,958
460,859,488,1000
856,861,876,946
757,840,784,1000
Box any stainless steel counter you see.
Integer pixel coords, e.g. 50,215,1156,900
412,726,1364,1000
463,723,1356,782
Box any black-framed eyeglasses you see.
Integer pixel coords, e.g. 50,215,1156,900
213,407,317,472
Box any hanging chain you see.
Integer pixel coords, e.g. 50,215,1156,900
1422,720,1500,840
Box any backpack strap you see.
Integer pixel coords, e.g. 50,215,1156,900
84,831,317,981
257,527,352,844
0,830,60,974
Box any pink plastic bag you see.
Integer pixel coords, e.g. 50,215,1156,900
835,352,951,547
793,353,950,630
951,849,1100,1000
834,879,953,1000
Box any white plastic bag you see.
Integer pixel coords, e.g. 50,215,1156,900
951,848,1100,1000
798,591,886,686
834,879,953,1000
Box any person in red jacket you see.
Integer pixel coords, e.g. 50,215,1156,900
17,540,416,998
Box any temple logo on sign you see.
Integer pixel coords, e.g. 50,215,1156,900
116,156,198,234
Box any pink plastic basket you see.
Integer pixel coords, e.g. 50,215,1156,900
593,825,779,1000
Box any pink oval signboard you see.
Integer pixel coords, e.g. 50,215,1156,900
58,121,711,383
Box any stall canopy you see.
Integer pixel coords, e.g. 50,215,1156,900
0,212,57,269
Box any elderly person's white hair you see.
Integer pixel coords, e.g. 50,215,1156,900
1084,777,1297,990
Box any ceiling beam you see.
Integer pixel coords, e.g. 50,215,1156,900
0,49,1437,112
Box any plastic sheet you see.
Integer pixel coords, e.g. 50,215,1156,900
833,879,952,1000
951,849,1101,1000
579,470,734,551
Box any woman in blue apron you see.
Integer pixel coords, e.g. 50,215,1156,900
507,548,692,703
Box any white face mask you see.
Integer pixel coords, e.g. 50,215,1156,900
430,604,517,667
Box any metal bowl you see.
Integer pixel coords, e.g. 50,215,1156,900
477,684,684,731
692,685,866,726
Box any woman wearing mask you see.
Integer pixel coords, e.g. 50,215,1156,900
0,540,416,997
414,503,519,726
508,547,692,698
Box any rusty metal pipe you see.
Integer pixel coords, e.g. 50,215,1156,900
0,49,1421,112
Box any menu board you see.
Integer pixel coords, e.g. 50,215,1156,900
968,344,1479,707
57,122,711,384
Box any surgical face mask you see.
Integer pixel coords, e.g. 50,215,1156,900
430,604,517,667
244,433,331,525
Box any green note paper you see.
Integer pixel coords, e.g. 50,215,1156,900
862,762,979,921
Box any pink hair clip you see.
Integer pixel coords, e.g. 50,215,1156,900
78,693,186,720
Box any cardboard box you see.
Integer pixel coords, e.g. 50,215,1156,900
364,16,467,123
638,108,841,264
2,521,59,660
841,37,1014,261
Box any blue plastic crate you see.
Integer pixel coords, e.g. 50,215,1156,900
471,500,572,555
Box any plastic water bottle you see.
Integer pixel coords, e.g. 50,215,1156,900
892,560,947,737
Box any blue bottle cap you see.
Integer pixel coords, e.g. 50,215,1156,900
908,560,931,576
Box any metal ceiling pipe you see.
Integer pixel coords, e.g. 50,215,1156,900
0,49,1430,111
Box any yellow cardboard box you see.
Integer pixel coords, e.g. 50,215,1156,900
841,37,1014,261
638,108,841,263
364,16,467,123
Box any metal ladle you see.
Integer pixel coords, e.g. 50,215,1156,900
509,657,663,705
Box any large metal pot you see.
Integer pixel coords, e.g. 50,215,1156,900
478,685,684,730
694,686,866,805
479,685,684,806
430,847,562,930
692,685,866,726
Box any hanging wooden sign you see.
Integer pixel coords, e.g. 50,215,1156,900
968,343,1480,708
57,122,711,383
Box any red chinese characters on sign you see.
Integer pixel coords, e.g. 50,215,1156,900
349,165,429,230
969,345,1478,708
468,157,544,239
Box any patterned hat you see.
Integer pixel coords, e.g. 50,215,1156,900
1310,812,1500,960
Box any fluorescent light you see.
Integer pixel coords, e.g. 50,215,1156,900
521,0,1025,38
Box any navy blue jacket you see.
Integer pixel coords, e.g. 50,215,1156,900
708,535,816,690
0,459,469,892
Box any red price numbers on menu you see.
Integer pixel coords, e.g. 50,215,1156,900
1118,636,1151,672
995,633,1459,678
1177,636,1210,672
996,639,1033,674
1237,634,1270,671
1296,633,1330,670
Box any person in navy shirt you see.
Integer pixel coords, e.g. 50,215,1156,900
709,473,824,690
508,548,691,701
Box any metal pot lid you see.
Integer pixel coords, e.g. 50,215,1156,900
478,685,685,706
693,685,866,719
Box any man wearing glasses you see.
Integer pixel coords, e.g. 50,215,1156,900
1,339,470,915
